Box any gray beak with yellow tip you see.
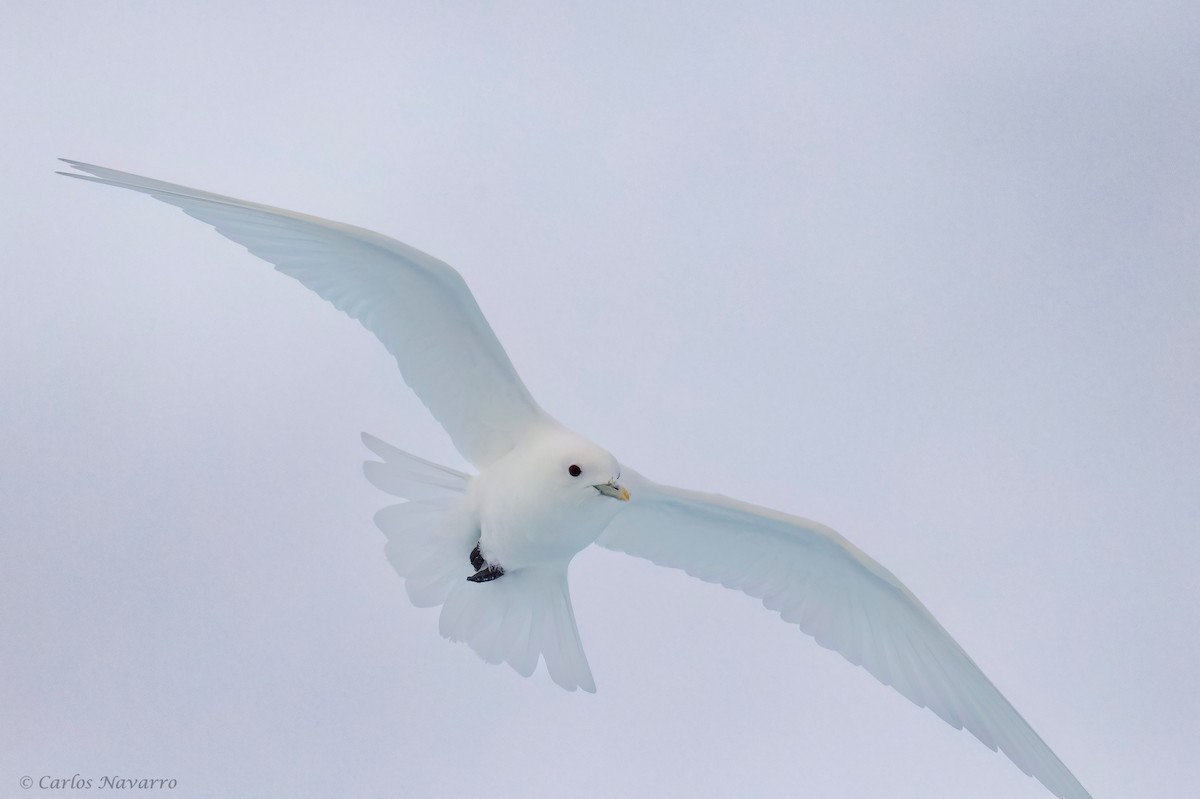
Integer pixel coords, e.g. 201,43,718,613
594,480,630,501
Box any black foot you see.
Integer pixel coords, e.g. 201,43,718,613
467,543,504,582
468,563,505,583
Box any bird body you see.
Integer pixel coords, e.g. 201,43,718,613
60,159,1093,799
471,424,626,570
361,429,611,691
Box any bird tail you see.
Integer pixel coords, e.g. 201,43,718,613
440,565,595,692
361,433,596,692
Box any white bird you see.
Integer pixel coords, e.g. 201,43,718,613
60,159,1092,799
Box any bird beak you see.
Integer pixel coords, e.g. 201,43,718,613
594,480,630,501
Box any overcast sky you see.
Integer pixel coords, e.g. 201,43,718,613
3,3,1198,798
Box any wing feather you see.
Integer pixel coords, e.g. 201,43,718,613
597,469,1091,799
59,159,547,467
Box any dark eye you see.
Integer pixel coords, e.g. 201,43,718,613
568,464,582,477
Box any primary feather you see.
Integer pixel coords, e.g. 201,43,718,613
598,470,1091,799
58,159,546,468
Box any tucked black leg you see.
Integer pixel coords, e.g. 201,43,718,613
467,563,505,583
468,543,504,582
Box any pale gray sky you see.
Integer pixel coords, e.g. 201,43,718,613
3,3,1197,797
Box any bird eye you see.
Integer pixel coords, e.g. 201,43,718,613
568,464,582,477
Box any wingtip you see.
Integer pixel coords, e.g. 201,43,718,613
361,432,388,459
361,432,421,466
554,672,597,694
57,158,82,178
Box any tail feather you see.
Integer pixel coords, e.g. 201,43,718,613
363,433,596,691
439,566,595,692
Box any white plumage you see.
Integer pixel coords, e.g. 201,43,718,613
60,159,1093,799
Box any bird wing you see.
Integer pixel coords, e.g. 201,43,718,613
596,468,1092,799
59,159,548,468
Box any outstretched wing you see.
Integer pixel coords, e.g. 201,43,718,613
597,469,1092,799
59,159,547,467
